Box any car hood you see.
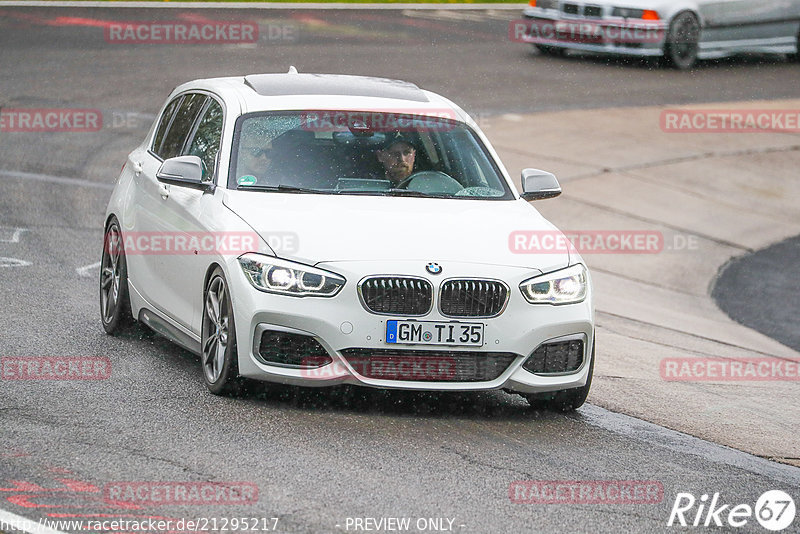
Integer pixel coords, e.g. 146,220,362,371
222,191,570,272
566,0,667,8
526,0,670,12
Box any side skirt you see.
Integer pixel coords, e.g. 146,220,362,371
138,308,202,355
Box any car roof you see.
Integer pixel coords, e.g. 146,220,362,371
243,73,429,102
172,70,466,119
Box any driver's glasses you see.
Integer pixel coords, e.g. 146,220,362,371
385,148,415,160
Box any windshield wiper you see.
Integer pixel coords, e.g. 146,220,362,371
380,189,446,198
238,184,446,198
237,184,328,194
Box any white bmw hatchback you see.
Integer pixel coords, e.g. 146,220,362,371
101,70,595,411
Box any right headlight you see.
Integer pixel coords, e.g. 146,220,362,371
238,253,345,297
520,264,587,305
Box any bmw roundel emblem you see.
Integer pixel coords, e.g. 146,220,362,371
426,262,442,275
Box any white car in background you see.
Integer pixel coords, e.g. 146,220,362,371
522,0,800,69
100,70,595,411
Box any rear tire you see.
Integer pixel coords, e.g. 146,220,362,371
100,217,134,334
524,344,594,412
663,11,700,70
788,29,800,61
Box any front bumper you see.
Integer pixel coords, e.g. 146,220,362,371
231,260,594,395
520,10,667,57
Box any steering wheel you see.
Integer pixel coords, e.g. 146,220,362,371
395,171,462,194
395,172,425,190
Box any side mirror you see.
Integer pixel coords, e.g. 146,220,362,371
520,168,561,201
156,156,213,190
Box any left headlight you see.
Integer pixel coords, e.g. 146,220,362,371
520,264,588,305
238,253,346,297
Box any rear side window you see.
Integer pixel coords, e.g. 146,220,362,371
186,99,224,178
151,96,182,158
159,93,208,160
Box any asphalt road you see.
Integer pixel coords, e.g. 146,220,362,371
1,7,799,534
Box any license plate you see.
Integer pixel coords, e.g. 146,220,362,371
385,320,484,347
555,21,570,33
555,21,602,41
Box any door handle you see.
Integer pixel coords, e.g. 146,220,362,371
159,182,170,199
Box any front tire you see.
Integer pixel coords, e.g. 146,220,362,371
100,217,134,334
524,344,594,412
534,44,566,57
788,29,800,62
664,11,700,70
201,268,243,396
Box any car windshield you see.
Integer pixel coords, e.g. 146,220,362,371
228,111,514,199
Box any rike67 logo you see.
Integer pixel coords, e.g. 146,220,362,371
668,490,795,531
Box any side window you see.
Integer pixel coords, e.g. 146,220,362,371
186,99,224,178
159,94,208,160
151,96,182,158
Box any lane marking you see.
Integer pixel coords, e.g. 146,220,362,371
76,261,101,278
0,226,27,243
0,170,114,191
0,257,31,268
0,1,523,9
0,507,68,534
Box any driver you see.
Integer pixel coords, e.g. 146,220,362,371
236,125,273,184
375,133,417,186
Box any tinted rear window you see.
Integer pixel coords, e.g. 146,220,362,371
159,94,207,160
151,96,182,158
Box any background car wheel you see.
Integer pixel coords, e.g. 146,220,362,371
524,344,594,412
664,11,700,70
201,268,244,396
534,44,566,57
788,29,800,61
100,218,134,334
